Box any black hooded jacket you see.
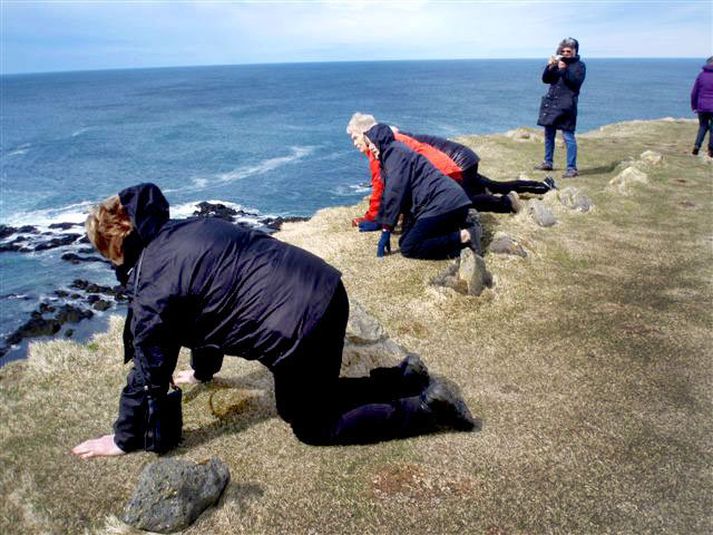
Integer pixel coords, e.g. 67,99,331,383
364,124,471,229
537,55,586,131
113,183,341,451
400,132,480,172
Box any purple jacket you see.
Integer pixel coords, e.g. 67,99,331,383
691,65,713,113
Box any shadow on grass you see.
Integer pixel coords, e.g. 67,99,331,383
180,368,277,450
577,161,620,176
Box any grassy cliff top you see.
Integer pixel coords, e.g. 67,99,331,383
1,118,711,534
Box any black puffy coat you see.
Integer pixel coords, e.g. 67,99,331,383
537,56,586,131
364,124,471,229
401,132,480,172
113,183,341,451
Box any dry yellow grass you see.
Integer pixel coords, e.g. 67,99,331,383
1,119,711,534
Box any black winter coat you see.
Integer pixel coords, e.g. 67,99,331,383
401,132,480,172
364,124,471,229
537,56,586,131
113,183,341,451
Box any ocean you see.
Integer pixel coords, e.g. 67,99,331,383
0,58,701,363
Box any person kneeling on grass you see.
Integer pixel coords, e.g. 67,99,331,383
346,112,555,227
363,123,482,260
72,183,476,458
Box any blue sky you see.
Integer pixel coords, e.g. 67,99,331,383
2,1,711,74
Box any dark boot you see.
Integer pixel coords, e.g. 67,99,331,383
369,353,430,395
534,161,553,171
419,379,478,431
692,146,700,155
708,147,713,158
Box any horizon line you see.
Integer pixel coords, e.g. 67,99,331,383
1,56,704,77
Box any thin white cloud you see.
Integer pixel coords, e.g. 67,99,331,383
1,0,710,73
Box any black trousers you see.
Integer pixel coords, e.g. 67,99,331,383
398,206,469,260
272,281,427,445
462,165,549,213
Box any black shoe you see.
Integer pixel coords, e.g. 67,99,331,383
692,146,700,155
708,147,713,158
544,176,557,190
419,379,477,431
369,353,430,393
399,353,430,391
534,162,553,171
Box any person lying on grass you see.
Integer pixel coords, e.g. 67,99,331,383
72,183,477,458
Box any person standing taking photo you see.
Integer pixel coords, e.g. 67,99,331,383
535,38,586,178
690,56,713,157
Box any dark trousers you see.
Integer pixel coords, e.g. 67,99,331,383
694,112,713,149
272,282,427,445
461,166,549,213
398,206,469,260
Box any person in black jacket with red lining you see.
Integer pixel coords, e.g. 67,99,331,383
363,123,482,260
535,37,586,178
400,131,556,213
72,183,476,458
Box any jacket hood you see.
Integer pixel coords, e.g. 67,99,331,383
118,183,170,245
703,65,713,72
364,123,395,154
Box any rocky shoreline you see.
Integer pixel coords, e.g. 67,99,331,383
0,202,309,361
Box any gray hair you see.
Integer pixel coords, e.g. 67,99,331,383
346,112,377,137
707,56,713,65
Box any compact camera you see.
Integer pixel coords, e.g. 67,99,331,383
553,55,563,62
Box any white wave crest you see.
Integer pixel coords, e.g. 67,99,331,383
71,127,93,137
3,201,95,230
216,145,315,184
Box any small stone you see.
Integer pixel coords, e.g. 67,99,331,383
458,248,493,296
558,187,594,212
639,150,664,166
123,458,230,533
488,233,527,257
346,301,386,345
528,200,557,227
92,300,112,311
609,166,648,195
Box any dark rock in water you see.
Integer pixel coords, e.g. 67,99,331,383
54,290,69,298
17,225,40,234
77,247,96,254
38,302,56,314
48,222,83,230
262,216,310,231
33,234,81,251
65,329,74,338
123,458,230,533
78,236,90,244
0,225,16,239
193,202,239,222
61,252,107,265
7,317,62,345
0,238,30,253
55,304,93,324
92,300,112,311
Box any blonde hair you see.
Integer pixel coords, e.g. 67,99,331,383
346,112,377,137
85,195,133,265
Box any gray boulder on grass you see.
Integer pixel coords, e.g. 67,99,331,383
558,187,594,212
458,248,493,296
123,458,230,533
488,232,527,257
528,200,557,227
